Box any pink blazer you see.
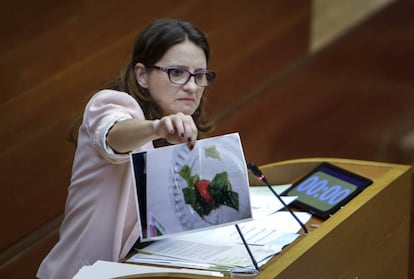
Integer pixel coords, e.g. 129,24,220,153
37,90,153,279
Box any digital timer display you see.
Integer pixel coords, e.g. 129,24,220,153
287,171,358,211
283,163,372,219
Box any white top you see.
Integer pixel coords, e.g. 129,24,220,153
37,90,153,279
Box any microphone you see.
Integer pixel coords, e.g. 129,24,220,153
247,162,308,234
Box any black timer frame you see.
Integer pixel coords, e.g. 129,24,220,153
282,162,373,220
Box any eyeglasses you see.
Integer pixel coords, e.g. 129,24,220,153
148,65,216,87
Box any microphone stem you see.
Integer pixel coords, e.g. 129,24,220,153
263,180,308,234
248,163,309,234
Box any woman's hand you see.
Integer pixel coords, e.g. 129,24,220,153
153,112,197,148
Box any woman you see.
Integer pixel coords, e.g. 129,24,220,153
37,18,215,279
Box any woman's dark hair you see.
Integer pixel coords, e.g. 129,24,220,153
105,18,214,146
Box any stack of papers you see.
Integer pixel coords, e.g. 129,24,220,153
126,185,311,272
74,186,311,278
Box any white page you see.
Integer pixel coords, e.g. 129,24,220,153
73,260,224,279
188,218,300,246
250,195,296,219
249,185,295,218
251,211,311,233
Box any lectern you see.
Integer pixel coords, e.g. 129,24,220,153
122,158,412,279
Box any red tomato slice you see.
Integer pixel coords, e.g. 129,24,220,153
195,179,213,202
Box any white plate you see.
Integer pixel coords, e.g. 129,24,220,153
168,136,250,230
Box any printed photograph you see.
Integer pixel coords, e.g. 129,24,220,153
131,133,252,241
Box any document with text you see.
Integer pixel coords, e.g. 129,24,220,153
127,185,311,271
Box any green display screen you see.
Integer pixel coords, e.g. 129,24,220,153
283,163,372,219
288,171,358,211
